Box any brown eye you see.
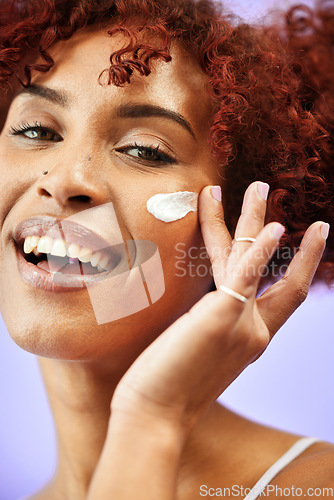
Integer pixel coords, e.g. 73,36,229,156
128,147,161,161
118,144,176,164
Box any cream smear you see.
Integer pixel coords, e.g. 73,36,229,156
146,191,198,222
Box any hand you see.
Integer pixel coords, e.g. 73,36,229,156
87,181,328,499
110,181,327,429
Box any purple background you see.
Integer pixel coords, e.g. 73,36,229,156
0,1,332,499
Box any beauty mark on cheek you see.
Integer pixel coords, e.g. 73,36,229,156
146,191,198,222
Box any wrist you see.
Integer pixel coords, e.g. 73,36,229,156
87,410,182,500
111,384,190,443
87,407,183,499
109,405,185,457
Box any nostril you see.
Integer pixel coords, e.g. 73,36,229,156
70,195,91,203
39,188,52,198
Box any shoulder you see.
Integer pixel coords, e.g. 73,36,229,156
269,441,334,495
205,406,334,495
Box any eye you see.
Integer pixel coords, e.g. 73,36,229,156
9,122,62,142
117,142,176,165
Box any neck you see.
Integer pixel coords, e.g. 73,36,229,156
36,357,233,500
37,356,120,499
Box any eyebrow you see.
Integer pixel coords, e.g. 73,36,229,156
14,85,196,140
117,104,196,140
14,84,69,107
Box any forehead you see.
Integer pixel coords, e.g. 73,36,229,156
28,28,213,125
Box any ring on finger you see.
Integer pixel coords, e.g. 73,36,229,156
233,237,256,243
218,285,249,304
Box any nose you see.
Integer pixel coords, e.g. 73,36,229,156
35,153,110,207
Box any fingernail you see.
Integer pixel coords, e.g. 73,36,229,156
210,185,222,202
321,222,330,240
257,182,270,201
271,223,285,241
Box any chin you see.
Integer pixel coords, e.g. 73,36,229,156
1,297,163,364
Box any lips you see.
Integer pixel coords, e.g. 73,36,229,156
12,216,127,292
13,216,120,256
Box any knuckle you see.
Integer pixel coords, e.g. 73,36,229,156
248,212,264,225
236,326,268,361
201,212,226,229
280,275,310,310
252,331,269,354
293,283,309,308
239,211,263,225
296,285,309,306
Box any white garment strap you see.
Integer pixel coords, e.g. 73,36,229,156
244,436,320,500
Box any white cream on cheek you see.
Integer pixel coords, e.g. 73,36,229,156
146,191,198,222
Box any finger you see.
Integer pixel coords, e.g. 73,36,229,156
257,221,329,338
234,181,269,241
228,181,270,271
221,221,286,301
198,185,232,286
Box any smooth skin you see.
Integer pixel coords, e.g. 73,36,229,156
0,27,333,499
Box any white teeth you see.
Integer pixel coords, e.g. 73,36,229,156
78,247,93,263
22,235,114,271
96,264,109,272
33,247,42,256
23,235,40,254
37,236,53,254
90,251,102,267
98,255,109,270
51,239,67,257
67,243,81,259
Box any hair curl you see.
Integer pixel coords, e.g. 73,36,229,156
0,0,333,284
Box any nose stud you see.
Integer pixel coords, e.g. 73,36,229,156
42,170,48,175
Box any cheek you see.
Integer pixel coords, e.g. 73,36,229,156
0,157,23,258
166,215,212,287
0,146,34,218
115,186,213,294
133,209,212,295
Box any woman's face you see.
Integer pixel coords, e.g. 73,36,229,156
0,28,221,366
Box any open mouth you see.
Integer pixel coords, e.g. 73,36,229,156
17,235,123,277
12,216,129,290
22,246,110,275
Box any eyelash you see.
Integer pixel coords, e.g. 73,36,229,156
9,121,62,142
116,142,176,165
9,122,177,165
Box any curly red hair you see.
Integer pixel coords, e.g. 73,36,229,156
280,0,334,284
0,0,333,283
